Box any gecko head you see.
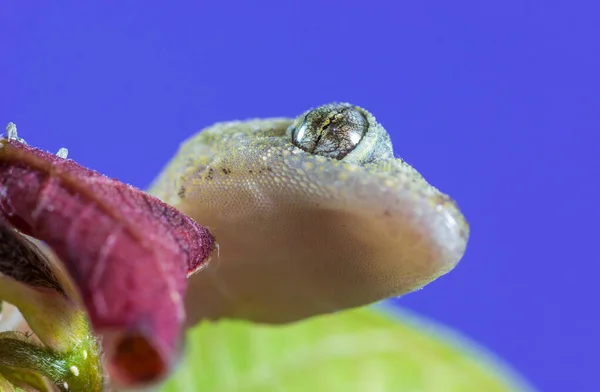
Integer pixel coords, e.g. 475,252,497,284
151,103,470,325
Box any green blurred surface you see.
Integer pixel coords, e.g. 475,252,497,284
161,306,533,392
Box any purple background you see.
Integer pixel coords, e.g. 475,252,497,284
1,2,598,391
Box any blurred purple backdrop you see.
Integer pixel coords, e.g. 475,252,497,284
1,2,598,391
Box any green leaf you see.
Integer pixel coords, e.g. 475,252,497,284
0,364,55,392
161,306,534,392
0,329,105,392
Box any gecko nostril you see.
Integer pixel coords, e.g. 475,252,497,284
290,103,368,160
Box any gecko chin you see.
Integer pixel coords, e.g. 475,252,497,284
182,197,468,325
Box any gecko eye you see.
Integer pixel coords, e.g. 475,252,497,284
291,103,368,160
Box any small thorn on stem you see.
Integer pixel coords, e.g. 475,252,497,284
6,122,17,140
56,148,69,159
5,122,27,144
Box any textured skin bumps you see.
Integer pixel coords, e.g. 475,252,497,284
149,103,469,324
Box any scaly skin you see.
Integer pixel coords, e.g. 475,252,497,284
149,103,469,325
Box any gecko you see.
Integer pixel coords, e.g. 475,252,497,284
148,102,469,325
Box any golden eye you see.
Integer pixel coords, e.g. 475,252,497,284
291,103,368,160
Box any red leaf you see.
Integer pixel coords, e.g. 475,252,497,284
0,136,215,387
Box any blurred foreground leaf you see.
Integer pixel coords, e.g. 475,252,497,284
162,306,534,392
1,125,214,388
